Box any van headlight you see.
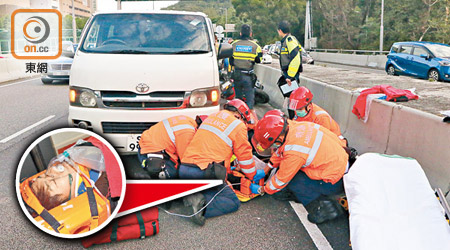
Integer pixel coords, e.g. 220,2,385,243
439,61,450,66
188,87,219,108
69,86,98,107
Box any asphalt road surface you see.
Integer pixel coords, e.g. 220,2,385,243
0,77,351,249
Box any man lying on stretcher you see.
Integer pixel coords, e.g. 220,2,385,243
20,141,111,234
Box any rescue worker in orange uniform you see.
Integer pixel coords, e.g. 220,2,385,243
251,114,349,224
180,99,263,226
138,115,202,179
288,87,347,147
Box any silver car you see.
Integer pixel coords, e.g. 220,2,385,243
41,41,76,84
302,50,314,64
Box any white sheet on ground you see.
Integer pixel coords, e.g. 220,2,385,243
344,153,450,250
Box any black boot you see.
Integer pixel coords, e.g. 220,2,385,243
272,189,299,202
307,198,344,224
183,193,206,226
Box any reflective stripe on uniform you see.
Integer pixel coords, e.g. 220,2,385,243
172,124,195,132
233,52,257,59
268,179,282,191
313,124,320,130
241,166,256,174
147,153,163,159
239,158,254,166
284,130,324,168
339,135,345,140
274,175,288,187
304,131,323,167
199,119,242,149
268,162,274,169
287,66,298,77
315,111,328,116
284,144,310,154
162,119,176,144
200,125,233,147
223,119,242,137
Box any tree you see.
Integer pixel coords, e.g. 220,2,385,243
232,0,305,46
62,15,89,30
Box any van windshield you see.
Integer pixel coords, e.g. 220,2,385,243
426,44,450,58
80,13,212,54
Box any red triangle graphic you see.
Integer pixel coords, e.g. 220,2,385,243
117,180,222,217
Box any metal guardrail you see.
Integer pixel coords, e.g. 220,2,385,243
310,48,389,55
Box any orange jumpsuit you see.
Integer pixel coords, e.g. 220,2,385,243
264,121,348,194
139,115,197,164
182,110,256,179
292,103,347,146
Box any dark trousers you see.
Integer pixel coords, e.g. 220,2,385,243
286,170,344,206
137,148,177,179
234,73,255,109
179,164,240,218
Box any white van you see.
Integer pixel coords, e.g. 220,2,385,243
69,11,222,153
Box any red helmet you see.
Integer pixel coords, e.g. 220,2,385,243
263,109,287,119
252,115,287,151
288,87,313,110
224,99,252,124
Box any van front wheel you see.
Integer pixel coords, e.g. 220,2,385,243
428,69,440,82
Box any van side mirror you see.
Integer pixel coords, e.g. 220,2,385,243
420,54,429,59
218,43,233,60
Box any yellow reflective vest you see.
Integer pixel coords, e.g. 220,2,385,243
280,34,302,79
231,39,262,71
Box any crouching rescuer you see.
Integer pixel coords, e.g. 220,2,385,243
138,115,204,179
179,99,259,226
251,114,349,224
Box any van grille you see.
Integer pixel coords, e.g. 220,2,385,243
102,122,156,134
51,64,72,70
100,91,185,109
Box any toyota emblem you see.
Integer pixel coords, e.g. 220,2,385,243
136,83,149,93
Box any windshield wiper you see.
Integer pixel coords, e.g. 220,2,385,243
110,49,151,54
174,50,209,54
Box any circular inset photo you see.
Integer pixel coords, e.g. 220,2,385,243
16,128,126,238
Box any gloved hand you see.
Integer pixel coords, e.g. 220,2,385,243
230,166,236,171
252,169,265,183
250,183,262,194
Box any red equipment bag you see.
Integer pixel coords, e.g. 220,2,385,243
82,207,159,248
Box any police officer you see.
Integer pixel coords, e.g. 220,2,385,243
277,20,302,90
230,24,262,115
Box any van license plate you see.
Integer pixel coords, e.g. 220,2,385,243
127,134,141,152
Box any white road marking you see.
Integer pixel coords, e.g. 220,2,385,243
0,115,55,143
289,201,333,250
0,78,38,88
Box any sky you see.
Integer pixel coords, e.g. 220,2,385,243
96,0,179,12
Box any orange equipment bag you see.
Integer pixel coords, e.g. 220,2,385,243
20,169,110,234
82,207,159,248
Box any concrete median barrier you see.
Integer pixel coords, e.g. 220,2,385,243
310,52,387,70
254,64,449,193
344,97,393,153
321,83,354,134
255,65,285,110
386,105,450,191
6,58,22,79
0,59,12,82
